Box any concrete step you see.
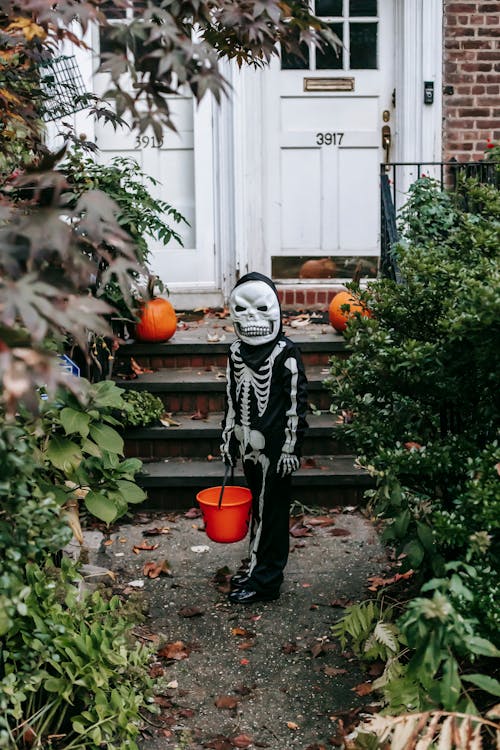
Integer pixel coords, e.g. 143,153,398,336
124,411,348,460
114,324,346,371
116,365,334,413
136,455,374,509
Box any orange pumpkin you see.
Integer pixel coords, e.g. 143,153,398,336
328,291,370,332
135,297,177,342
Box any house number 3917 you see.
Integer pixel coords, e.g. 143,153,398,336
316,132,344,146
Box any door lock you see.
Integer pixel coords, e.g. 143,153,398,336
382,124,391,164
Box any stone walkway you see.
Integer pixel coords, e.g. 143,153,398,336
75,504,389,750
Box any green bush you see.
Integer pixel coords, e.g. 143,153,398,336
326,175,500,711
121,390,165,427
0,418,155,749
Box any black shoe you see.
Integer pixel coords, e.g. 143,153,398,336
228,587,280,604
230,572,251,589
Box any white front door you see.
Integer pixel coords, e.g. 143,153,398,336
262,0,395,281
92,8,217,304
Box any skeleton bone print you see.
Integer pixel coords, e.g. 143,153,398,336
221,273,308,602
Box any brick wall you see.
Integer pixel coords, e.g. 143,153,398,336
277,286,345,311
443,1,500,160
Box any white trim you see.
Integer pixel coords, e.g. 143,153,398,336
394,0,443,199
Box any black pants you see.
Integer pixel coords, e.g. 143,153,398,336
243,459,292,594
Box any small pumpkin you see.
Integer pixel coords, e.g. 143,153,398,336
328,290,370,332
136,296,177,342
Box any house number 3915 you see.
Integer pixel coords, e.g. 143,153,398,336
316,132,344,146
134,135,164,149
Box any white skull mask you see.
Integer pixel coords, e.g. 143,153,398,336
229,280,281,346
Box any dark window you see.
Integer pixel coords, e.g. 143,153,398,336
349,0,377,16
349,22,377,68
281,43,310,70
316,23,343,69
99,27,127,60
100,0,127,19
315,0,342,16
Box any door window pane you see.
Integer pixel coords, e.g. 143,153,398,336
349,0,377,16
316,23,343,69
349,22,377,68
281,43,310,70
315,0,342,16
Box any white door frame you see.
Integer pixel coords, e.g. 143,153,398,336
219,0,443,291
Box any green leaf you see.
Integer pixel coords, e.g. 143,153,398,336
44,677,66,693
402,539,425,568
81,438,102,458
45,435,82,473
85,491,117,524
465,636,500,658
463,673,500,697
439,657,462,710
416,522,434,553
115,480,146,505
60,407,90,438
89,424,124,455
91,380,125,409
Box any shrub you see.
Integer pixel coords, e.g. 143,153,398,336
121,389,165,427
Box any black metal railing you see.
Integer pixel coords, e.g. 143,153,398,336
380,160,500,282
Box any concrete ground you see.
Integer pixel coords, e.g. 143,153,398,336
76,504,389,750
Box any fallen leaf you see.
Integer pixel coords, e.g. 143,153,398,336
231,627,255,638
130,357,153,375
190,409,208,420
302,582,312,588
368,661,385,677
143,559,172,578
240,658,250,666
238,640,255,650
126,579,144,589
166,679,178,689
104,539,114,546
143,526,170,536
178,606,205,618
158,641,190,661
160,414,181,427
232,734,253,748
330,597,353,608
329,528,351,537
154,695,173,707
214,695,239,709
178,708,195,718
404,441,423,450
323,666,348,677
289,521,313,538
302,457,318,468
282,641,298,654
149,664,165,678
310,641,327,658
352,682,372,696
303,515,336,527
203,736,233,750
287,721,299,731
234,684,255,696
366,569,414,591
185,507,202,518
133,541,159,554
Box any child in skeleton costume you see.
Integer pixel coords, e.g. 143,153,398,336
221,272,308,604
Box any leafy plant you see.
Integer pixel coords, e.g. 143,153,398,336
121,389,165,428
32,379,146,524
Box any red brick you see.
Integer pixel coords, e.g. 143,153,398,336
277,290,284,304
457,107,491,116
447,4,478,12
475,118,500,128
485,14,500,23
284,290,294,305
305,290,316,306
317,290,327,305
486,84,500,93
295,290,305,305
471,85,486,93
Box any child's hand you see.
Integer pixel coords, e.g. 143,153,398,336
277,453,300,476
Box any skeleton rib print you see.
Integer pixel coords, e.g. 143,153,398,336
233,340,286,420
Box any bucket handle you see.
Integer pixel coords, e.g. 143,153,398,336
218,464,235,510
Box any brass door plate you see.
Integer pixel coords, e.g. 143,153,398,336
304,77,355,92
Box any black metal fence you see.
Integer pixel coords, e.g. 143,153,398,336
379,160,500,282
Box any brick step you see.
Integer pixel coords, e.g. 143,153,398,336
116,365,334,413
124,411,347,460
136,455,373,510
115,331,346,371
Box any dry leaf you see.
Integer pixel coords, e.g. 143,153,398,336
185,507,202,518
304,515,336,527
143,559,172,578
133,541,159,554
282,641,298,654
158,641,190,661
214,695,239,709
323,666,348,677
238,640,255,650
352,682,372,696
231,627,255,638
330,597,354,608
190,409,207,420
289,521,313,538
330,528,351,537
310,641,327,658
143,526,170,536
232,734,253,748
367,569,414,591
240,658,250,666
178,606,204,618
160,414,181,427
287,721,299,731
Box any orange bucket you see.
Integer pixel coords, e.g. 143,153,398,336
196,483,252,544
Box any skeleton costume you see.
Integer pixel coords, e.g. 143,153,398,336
221,273,308,603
